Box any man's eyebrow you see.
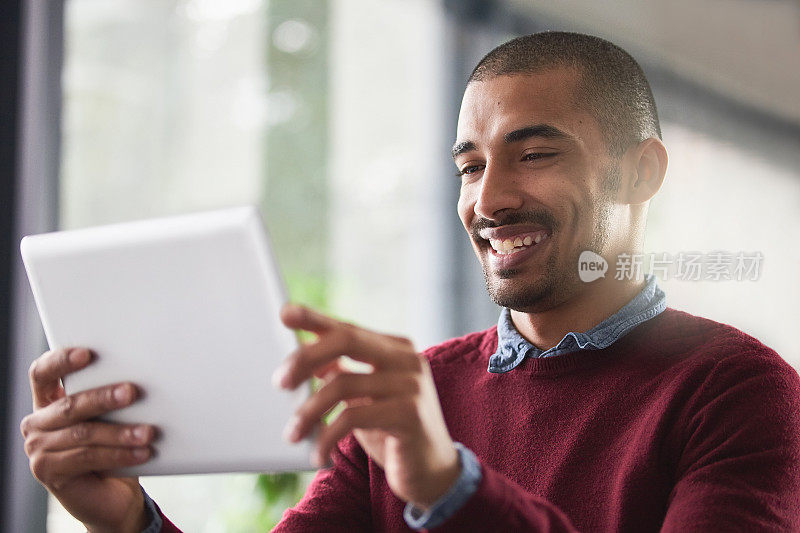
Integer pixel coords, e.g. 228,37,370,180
504,124,570,144
452,124,570,160
451,141,477,160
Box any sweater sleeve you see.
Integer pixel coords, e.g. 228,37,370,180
661,349,800,531
272,433,372,532
425,460,579,532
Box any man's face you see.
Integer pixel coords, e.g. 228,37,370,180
455,68,624,312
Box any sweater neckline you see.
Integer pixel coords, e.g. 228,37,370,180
495,311,666,376
488,274,666,374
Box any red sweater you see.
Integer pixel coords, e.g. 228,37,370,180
158,308,800,531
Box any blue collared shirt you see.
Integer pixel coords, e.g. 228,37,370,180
490,273,667,372
403,274,666,530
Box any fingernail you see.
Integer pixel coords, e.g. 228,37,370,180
69,348,90,366
114,385,132,404
311,450,325,468
283,416,301,443
133,426,149,442
272,365,289,389
284,304,302,319
133,447,150,461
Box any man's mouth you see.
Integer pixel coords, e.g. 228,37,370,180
488,232,549,255
478,227,551,256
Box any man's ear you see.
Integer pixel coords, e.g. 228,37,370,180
619,137,668,204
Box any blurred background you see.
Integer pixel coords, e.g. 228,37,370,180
1,0,798,531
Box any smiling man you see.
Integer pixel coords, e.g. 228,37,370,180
454,60,662,350
21,32,800,532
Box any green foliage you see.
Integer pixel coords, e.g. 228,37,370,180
249,270,328,529
242,0,331,529
285,272,329,343
257,472,301,505
253,473,309,530
285,272,328,310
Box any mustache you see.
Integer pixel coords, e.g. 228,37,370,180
470,209,559,241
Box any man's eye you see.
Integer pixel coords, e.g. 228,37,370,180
523,152,557,161
456,165,483,177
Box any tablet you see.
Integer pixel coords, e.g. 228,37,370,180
20,206,314,476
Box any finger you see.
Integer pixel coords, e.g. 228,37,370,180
26,422,156,455
312,398,412,467
285,372,419,442
313,358,344,381
280,304,338,334
278,356,341,386
31,445,152,487
29,383,138,432
276,331,419,390
29,348,92,409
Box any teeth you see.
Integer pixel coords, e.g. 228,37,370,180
488,233,548,254
496,247,519,255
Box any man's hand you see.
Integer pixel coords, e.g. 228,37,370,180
275,304,461,509
20,348,157,533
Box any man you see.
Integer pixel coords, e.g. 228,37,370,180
21,32,800,532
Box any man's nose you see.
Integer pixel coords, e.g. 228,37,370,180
473,161,525,220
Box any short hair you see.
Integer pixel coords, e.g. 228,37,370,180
469,32,661,155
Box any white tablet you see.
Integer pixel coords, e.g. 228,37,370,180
20,206,314,476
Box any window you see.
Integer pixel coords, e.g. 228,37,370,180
55,0,324,530
51,0,451,530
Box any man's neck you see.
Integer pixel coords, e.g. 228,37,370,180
510,277,646,350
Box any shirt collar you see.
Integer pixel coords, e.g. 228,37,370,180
488,273,666,373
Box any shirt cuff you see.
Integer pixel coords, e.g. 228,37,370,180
140,488,163,533
403,443,482,531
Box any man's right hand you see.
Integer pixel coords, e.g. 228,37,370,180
20,347,157,533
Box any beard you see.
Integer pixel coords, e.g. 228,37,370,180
482,243,562,312
476,167,619,312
